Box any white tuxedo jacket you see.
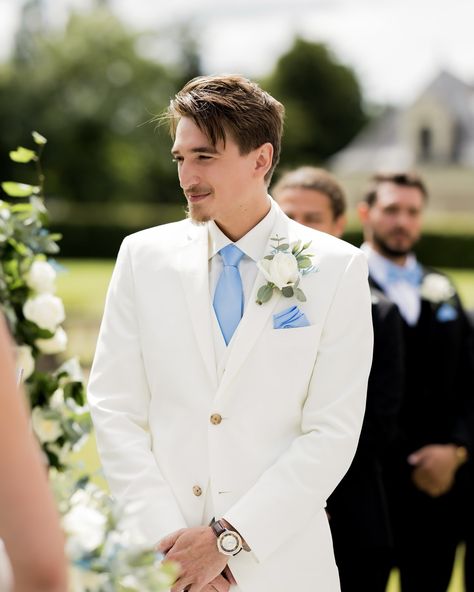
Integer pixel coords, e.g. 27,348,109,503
88,204,373,591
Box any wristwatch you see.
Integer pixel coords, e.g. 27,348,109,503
210,519,243,556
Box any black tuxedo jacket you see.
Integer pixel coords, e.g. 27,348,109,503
327,288,404,550
369,268,474,460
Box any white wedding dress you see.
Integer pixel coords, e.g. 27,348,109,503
0,539,12,591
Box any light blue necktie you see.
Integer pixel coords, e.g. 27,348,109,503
213,244,244,345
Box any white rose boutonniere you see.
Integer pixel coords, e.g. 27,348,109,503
420,273,455,303
256,235,316,304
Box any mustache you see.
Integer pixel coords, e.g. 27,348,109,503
183,185,212,196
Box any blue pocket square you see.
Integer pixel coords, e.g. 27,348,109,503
436,303,458,322
273,305,310,329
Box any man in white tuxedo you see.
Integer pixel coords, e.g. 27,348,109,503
88,75,373,592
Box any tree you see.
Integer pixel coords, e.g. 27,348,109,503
263,38,367,170
0,6,186,204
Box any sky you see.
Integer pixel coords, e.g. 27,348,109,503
1,0,473,105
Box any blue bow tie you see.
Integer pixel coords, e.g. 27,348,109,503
386,263,422,287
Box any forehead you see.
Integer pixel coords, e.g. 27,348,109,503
375,182,425,208
278,187,333,211
172,116,236,155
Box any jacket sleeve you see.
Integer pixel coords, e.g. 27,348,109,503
224,251,374,562
87,238,187,544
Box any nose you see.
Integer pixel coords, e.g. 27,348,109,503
178,160,200,190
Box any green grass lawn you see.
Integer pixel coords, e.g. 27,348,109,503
56,259,471,591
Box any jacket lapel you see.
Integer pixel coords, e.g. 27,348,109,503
177,223,218,389
215,208,290,397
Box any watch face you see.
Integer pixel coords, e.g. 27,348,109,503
221,533,239,552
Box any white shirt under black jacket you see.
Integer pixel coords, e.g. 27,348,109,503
361,242,421,326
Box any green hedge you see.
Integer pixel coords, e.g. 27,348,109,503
51,221,474,269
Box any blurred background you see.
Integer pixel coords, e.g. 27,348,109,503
1,2,473,589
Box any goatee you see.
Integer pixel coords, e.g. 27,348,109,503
373,232,414,258
186,204,210,225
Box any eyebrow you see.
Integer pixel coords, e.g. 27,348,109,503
171,145,219,156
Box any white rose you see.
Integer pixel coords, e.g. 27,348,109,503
49,388,65,409
35,326,68,354
57,356,83,382
26,260,56,293
31,406,63,443
257,252,299,290
23,294,65,332
63,504,107,557
16,344,35,380
420,273,455,303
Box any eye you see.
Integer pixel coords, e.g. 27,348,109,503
172,156,183,164
197,155,212,160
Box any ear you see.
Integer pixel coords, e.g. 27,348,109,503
254,143,273,179
357,202,370,225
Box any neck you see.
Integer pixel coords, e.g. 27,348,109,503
215,192,271,241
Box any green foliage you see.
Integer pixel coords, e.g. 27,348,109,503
263,38,367,167
1,132,91,471
0,7,185,204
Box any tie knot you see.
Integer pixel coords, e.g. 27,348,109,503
219,244,244,267
386,263,422,287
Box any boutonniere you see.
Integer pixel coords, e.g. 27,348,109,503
256,235,316,305
419,273,455,304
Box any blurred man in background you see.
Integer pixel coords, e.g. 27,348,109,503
358,172,474,592
273,166,404,592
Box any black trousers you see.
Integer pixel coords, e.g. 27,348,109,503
384,465,464,592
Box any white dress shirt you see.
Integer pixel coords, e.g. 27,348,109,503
361,242,421,326
208,197,276,369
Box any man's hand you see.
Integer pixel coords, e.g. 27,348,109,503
408,444,462,497
157,526,229,592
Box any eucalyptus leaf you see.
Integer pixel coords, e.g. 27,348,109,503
295,288,307,302
9,147,37,163
281,286,294,298
276,243,290,251
256,283,273,304
264,254,274,260
1,182,39,197
297,257,312,268
32,131,47,145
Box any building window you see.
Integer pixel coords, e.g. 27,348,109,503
419,127,432,161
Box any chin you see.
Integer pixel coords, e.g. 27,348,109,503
186,205,211,224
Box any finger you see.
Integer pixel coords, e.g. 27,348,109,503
157,528,187,554
223,566,237,585
209,575,231,592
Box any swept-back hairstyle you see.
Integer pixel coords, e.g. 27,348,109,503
164,74,285,184
364,172,428,206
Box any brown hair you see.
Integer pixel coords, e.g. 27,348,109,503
272,166,346,219
364,172,428,206
164,74,285,184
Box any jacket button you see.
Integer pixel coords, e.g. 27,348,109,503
192,485,202,497
210,413,222,425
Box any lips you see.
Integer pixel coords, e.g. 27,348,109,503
186,188,212,203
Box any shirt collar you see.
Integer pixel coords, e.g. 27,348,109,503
208,196,276,262
361,242,419,285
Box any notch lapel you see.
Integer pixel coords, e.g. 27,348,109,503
177,224,218,390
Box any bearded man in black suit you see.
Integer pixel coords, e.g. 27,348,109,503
358,172,474,592
273,167,404,592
